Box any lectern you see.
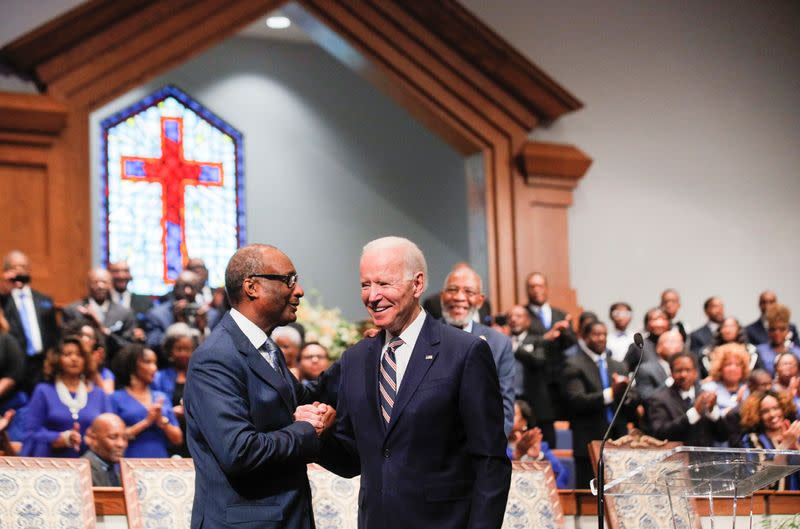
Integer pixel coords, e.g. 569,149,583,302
593,446,800,528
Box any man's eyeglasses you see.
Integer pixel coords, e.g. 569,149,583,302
249,273,298,289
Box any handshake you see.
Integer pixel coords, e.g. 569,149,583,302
294,402,336,436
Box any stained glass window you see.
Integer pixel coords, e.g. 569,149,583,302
100,85,245,296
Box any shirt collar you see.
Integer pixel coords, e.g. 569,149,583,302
679,386,696,401
387,307,426,348
230,307,268,350
579,339,606,363
708,321,720,333
12,285,32,299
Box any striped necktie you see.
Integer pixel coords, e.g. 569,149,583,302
379,336,404,427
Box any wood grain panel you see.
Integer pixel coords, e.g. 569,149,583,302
0,163,49,256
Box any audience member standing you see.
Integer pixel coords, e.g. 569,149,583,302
739,390,800,490
636,330,684,401
108,260,152,331
440,265,515,437
646,352,727,446
152,323,198,457
0,306,27,440
660,288,689,343
509,304,558,448
606,302,635,363
146,271,219,361
62,268,138,357
563,321,634,488
111,344,182,457
756,304,800,376
698,317,760,378
700,343,750,413
297,342,331,383
746,291,800,347
624,307,670,369
689,297,725,356
525,272,575,420
1,250,59,392
22,336,110,457
271,325,302,379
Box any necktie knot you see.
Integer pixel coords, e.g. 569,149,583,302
386,337,404,354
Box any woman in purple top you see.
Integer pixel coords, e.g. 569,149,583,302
111,344,182,457
21,336,111,457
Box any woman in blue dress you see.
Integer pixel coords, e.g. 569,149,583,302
21,335,110,457
152,322,197,457
739,390,800,490
111,343,182,457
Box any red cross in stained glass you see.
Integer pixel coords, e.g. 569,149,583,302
120,117,223,283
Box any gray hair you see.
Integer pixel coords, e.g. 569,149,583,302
362,236,428,291
271,325,301,346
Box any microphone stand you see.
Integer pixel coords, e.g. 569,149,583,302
597,333,645,529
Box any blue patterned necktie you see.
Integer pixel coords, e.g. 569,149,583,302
597,355,614,424
379,337,404,427
260,340,279,371
17,291,37,356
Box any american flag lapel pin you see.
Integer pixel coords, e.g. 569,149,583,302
425,355,433,360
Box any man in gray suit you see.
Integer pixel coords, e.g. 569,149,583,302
440,264,515,437
637,330,685,401
62,268,137,354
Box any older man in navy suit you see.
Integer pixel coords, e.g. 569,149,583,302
321,236,510,529
439,264,515,437
184,244,334,529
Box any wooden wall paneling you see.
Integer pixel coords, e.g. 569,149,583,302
1,0,588,311
49,0,285,108
514,141,592,316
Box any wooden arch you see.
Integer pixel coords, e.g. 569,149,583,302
0,0,592,313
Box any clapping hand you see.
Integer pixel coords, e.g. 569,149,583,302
146,396,165,425
544,314,572,341
515,427,543,460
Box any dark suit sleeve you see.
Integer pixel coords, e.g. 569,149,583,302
646,393,691,440
318,358,361,478
514,337,546,368
494,337,516,438
459,338,511,529
562,362,605,414
186,353,320,477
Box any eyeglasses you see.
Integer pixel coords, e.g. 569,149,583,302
443,285,481,297
249,272,298,289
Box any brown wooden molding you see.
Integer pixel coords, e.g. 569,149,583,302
400,0,583,124
0,0,589,310
0,92,67,136
92,487,799,517
518,140,593,185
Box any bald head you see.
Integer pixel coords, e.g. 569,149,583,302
88,268,112,302
656,330,684,361
86,413,127,463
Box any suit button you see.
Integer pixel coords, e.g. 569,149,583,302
384,449,390,458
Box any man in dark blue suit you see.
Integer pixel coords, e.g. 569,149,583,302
321,237,510,529
184,244,334,529
439,264,515,437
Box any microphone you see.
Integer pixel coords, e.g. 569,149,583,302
595,332,645,529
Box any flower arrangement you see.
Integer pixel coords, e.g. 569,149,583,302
295,291,361,360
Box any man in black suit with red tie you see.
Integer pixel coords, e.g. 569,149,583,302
322,236,510,529
1,250,59,392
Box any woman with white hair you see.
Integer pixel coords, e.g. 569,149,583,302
270,325,302,379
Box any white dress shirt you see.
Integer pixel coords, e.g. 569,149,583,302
607,328,635,363
230,308,272,363
383,309,427,389
11,286,43,353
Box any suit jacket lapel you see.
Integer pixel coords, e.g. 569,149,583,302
386,315,440,439
224,316,294,412
578,351,602,391
363,333,383,430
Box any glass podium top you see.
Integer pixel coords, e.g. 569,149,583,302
599,446,800,498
